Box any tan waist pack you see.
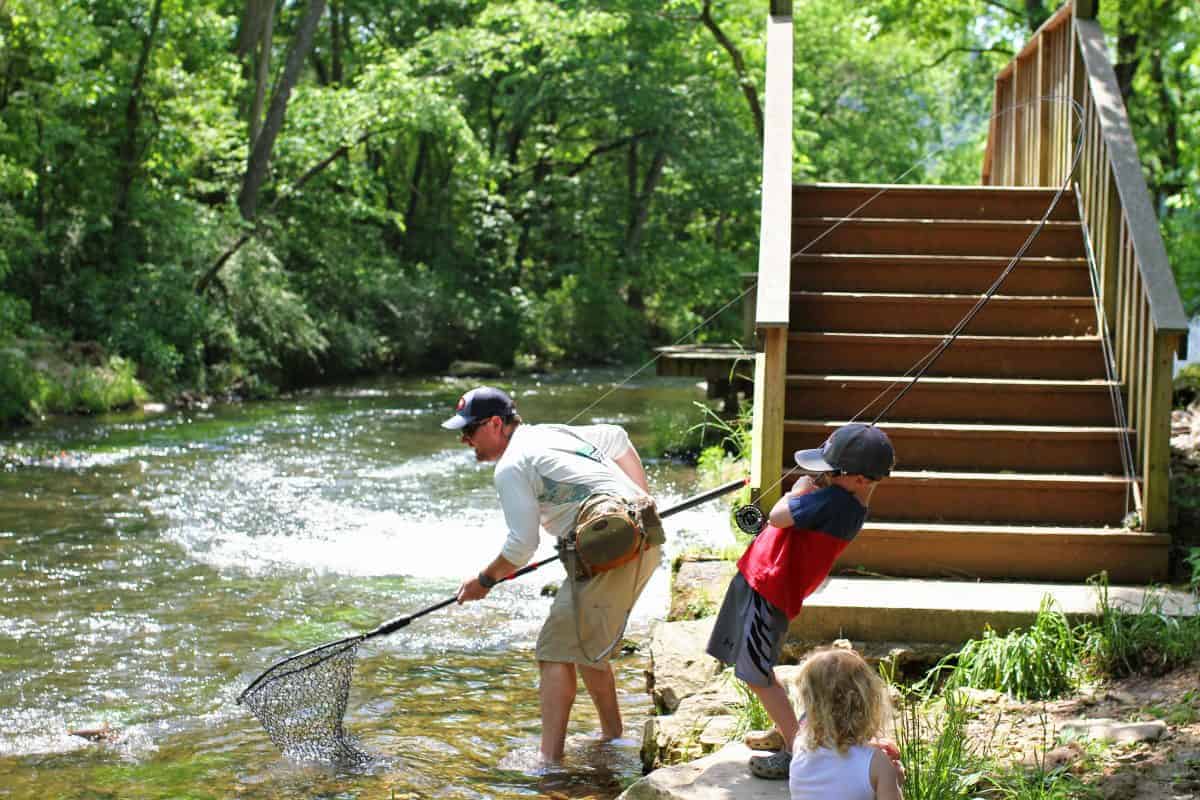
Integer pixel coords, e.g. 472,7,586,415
564,493,664,579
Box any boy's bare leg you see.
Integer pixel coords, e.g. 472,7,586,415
749,678,799,751
539,660,578,762
579,661,623,740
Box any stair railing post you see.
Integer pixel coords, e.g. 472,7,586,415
749,2,793,511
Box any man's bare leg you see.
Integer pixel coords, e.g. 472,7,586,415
579,661,623,740
539,660,577,762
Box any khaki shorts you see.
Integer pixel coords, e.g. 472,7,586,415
536,544,662,665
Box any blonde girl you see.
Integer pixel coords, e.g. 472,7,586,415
789,648,903,800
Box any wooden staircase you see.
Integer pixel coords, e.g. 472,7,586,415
782,183,1169,583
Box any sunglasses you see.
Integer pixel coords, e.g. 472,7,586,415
461,417,492,439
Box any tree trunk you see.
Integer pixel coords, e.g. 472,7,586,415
623,143,667,260
111,0,165,266
247,1,274,147
237,0,327,222
330,1,343,85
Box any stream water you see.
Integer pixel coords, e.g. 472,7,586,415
0,370,736,799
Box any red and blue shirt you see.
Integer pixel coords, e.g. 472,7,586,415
737,486,868,619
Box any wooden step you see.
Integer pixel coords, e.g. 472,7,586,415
786,374,1121,425
783,470,1134,526
786,333,1107,380
790,291,1097,336
793,183,1080,222
784,420,1132,474
676,567,1189,643
792,254,1093,296
838,523,1168,583
792,218,1085,258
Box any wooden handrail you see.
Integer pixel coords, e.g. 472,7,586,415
982,0,1187,531
753,10,793,329
749,4,793,509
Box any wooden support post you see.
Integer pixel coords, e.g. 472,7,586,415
750,330,787,511
1142,333,1175,532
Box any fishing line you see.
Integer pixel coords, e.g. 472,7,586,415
748,94,1092,509
1074,183,1139,520
571,94,1105,527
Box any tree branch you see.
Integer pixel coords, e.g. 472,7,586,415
565,130,655,177
901,45,1013,79
197,124,406,294
700,0,763,144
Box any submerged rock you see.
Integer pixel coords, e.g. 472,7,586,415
448,360,503,378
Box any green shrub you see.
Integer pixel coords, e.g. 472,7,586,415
920,598,1081,701
1082,573,1200,678
1174,363,1200,408
0,345,51,423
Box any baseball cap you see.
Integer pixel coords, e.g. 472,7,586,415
793,423,895,480
441,386,516,430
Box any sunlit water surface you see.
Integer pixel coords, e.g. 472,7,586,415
0,371,735,799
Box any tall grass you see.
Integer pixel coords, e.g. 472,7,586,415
725,669,772,737
919,597,1081,701
1083,572,1200,678
894,690,989,799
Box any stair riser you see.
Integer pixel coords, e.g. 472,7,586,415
792,222,1084,258
869,479,1127,525
836,532,1167,584
790,297,1097,336
784,428,1130,473
787,383,1119,425
792,186,1080,222
793,258,1093,296
786,338,1107,380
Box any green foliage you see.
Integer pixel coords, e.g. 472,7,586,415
726,669,772,737
1187,548,1200,596
1082,573,1200,678
1175,363,1200,408
0,344,51,422
895,691,989,800
923,597,1082,701
0,0,1192,410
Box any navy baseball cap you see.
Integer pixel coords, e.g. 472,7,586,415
441,386,516,430
794,423,895,479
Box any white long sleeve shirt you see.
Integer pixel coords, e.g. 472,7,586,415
493,423,647,566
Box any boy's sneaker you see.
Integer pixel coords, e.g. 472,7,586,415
742,727,785,751
748,749,791,780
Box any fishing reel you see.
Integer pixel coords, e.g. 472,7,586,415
733,503,767,535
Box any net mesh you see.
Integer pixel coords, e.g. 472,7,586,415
239,637,372,764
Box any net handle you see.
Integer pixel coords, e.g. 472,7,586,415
363,477,748,641
239,477,749,702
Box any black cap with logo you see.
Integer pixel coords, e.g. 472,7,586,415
441,386,516,430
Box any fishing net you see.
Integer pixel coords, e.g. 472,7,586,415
238,636,372,764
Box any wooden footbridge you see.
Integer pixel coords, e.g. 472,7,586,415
660,0,1187,591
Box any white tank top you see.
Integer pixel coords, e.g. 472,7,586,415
789,744,875,800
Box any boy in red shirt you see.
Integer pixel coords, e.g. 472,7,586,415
705,423,895,779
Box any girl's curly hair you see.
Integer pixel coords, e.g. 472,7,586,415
795,647,890,754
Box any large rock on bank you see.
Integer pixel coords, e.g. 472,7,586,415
647,618,724,714
620,743,788,800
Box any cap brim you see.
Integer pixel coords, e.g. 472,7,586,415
441,415,470,430
793,448,835,472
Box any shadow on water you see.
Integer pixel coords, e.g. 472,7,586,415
0,371,736,798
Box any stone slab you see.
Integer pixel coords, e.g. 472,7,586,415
620,743,788,800
675,561,1198,644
